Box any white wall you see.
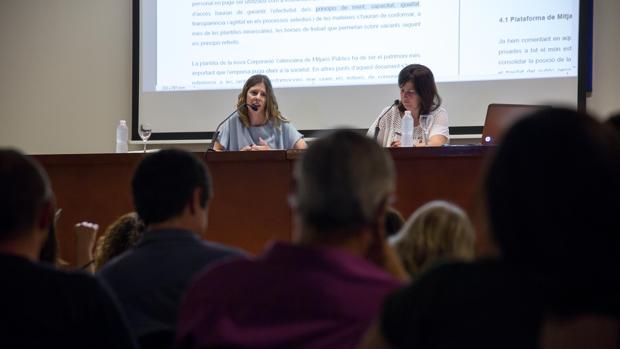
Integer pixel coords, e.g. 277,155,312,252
587,0,620,119
0,0,132,154
1,0,619,154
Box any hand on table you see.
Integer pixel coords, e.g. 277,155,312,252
241,137,271,151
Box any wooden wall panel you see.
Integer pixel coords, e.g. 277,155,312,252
35,146,492,265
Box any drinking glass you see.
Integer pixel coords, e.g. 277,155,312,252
139,123,152,153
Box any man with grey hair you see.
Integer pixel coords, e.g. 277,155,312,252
176,130,406,349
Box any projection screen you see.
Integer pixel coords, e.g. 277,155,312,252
133,0,586,141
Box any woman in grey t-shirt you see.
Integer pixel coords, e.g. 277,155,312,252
213,74,307,151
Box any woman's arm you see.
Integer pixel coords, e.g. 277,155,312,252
293,138,308,150
74,222,99,273
416,134,448,147
418,108,450,146
212,140,225,151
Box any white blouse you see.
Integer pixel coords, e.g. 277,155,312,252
367,106,450,147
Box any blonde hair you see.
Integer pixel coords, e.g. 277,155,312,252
391,200,475,276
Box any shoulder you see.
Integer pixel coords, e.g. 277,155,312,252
280,120,301,133
183,255,254,300
380,260,540,346
388,259,514,303
385,107,400,123
430,106,448,117
35,260,101,288
96,247,137,277
36,264,115,303
199,240,246,259
227,112,243,125
382,259,518,323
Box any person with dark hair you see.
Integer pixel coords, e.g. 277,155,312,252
0,148,137,349
39,209,63,265
606,112,620,135
73,213,145,273
98,149,242,348
70,221,98,270
176,130,407,349
384,206,405,238
368,64,449,147
359,108,620,349
212,74,307,151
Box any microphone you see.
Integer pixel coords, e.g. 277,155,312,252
247,104,259,112
374,99,400,140
207,104,258,153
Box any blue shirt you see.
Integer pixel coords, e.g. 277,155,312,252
97,229,242,338
217,112,303,151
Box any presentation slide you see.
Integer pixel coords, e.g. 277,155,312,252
136,0,581,140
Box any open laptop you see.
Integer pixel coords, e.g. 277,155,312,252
481,103,549,145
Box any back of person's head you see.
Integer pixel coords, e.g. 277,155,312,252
39,209,64,265
484,108,620,277
606,112,620,135
384,206,405,238
292,130,395,239
0,149,53,242
132,149,211,226
94,212,145,270
391,200,475,275
39,221,59,264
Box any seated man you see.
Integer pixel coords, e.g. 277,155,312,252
176,130,407,349
359,108,620,348
0,149,136,348
98,149,242,345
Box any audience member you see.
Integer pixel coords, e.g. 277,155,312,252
384,206,405,238
98,149,242,348
606,112,620,134
359,108,620,349
176,130,407,349
212,74,307,151
39,209,63,265
74,221,99,271
0,148,136,348
94,212,144,270
73,213,143,273
367,64,449,147
390,200,475,277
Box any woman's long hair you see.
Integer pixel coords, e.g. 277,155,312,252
236,74,288,128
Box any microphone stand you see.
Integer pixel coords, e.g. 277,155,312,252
374,100,400,141
206,104,255,155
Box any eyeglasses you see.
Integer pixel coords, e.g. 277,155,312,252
400,89,418,98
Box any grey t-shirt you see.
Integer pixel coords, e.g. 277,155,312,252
217,112,303,151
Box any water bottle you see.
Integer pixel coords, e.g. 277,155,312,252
401,111,414,147
115,120,129,153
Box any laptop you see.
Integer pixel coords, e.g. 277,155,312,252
481,103,548,145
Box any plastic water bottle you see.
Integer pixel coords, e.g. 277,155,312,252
115,120,129,153
401,111,414,147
